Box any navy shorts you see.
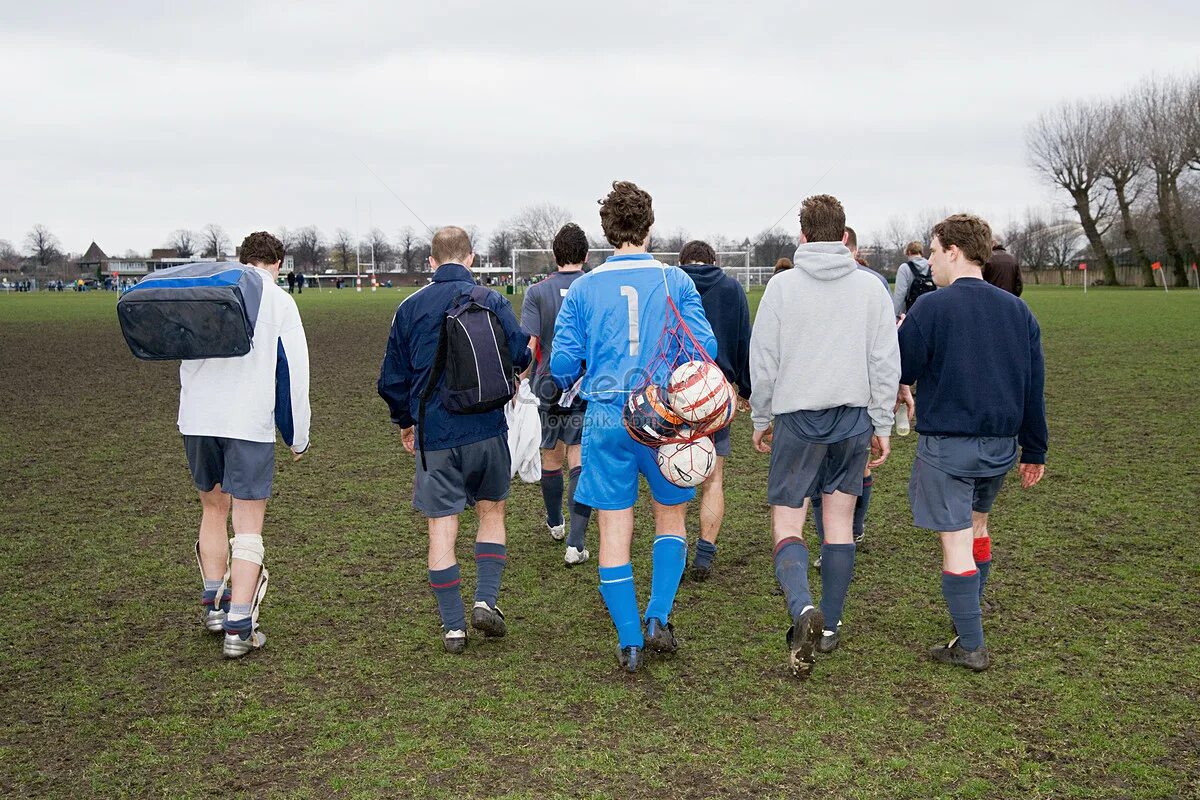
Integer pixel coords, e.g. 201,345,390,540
908,457,1007,532
184,436,275,500
712,426,731,458
539,407,585,449
767,427,871,508
413,434,512,518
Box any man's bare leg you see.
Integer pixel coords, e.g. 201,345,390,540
691,457,725,579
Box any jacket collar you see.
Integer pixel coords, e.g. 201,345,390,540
432,263,474,283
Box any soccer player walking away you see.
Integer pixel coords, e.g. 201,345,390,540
892,241,934,318
182,232,311,658
677,240,752,581
898,214,1047,672
550,181,717,672
378,226,531,654
750,195,900,680
521,223,595,565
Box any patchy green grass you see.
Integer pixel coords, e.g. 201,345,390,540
0,285,1197,799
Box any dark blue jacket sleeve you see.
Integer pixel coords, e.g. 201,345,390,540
898,314,930,386
377,308,415,427
734,285,752,398
678,273,718,359
1019,315,1049,464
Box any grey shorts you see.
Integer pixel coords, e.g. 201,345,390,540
539,407,585,449
414,434,512,518
184,435,275,500
712,426,731,458
908,457,1008,532
767,427,871,508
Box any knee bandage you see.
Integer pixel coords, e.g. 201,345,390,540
230,534,265,566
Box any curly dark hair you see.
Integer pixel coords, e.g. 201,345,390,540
598,180,654,248
799,194,846,243
679,240,716,265
239,231,284,266
552,222,589,267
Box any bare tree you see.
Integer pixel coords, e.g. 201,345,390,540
166,229,197,258
1043,219,1085,284
1027,101,1120,284
200,224,230,259
1099,102,1154,285
24,224,62,271
0,239,21,271
331,229,356,273
1130,76,1192,286
753,227,795,267
291,226,326,271
275,227,295,254
365,228,391,270
397,227,430,272
661,227,690,254
488,227,517,273
509,203,573,250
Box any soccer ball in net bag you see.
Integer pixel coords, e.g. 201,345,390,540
667,360,732,423
656,436,717,488
624,384,686,446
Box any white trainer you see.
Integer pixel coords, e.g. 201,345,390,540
547,522,566,541
564,546,590,566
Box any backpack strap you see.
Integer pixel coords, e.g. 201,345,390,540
418,317,451,472
468,284,491,305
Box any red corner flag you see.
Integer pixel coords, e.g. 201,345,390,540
1151,261,1162,271
1078,262,1087,270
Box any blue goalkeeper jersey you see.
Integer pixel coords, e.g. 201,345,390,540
549,254,717,406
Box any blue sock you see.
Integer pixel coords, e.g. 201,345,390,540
541,468,564,527
599,563,644,648
810,496,825,545
225,602,252,637
853,476,873,536
566,466,591,550
942,571,984,650
819,543,856,632
474,542,507,608
645,535,687,624
774,537,813,621
693,538,718,569
429,564,466,631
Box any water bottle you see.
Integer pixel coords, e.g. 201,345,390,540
895,409,911,436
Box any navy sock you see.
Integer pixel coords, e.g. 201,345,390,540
645,535,687,624
974,536,992,603
474,542,507,608
599,563,644,648
819,543,856,632
942,570,984,650
693,538,718,569
566,466,591,549
541,469,564,527
429,564,466,632
853,476,873,536
810,496,825,545
773,537,813,621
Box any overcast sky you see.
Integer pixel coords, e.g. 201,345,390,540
2,1,1198,257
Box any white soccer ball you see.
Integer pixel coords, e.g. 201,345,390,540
656,436,717,488
667,360,732,423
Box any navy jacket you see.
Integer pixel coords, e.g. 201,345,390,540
898,277,1048,464
681,263,752,398
378,263,531,450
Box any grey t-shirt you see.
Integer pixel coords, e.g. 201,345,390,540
916,434,1018,478
522,270,586,409
777,405,871,444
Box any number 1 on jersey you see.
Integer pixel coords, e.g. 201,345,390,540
620,286,639,356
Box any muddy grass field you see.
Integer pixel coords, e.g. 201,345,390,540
1,285,1197,799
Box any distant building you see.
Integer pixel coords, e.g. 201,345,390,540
75,241,228,278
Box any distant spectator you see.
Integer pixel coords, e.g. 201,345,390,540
296,272,305,294
984,238,1023,296
845,226,889,290
287,270,296,294
892,241,934,317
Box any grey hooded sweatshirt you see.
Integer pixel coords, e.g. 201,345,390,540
750,242,901,436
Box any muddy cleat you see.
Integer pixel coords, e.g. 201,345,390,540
816,622,842,654
786,605,824,680
644,618,678,654
195,540,230,633
546,522,566,541
222,566,269,659
442,629,467,654
470,601,507,638
688,562,712,582
930,636,991,672
616,644,644,673
564,546,590,566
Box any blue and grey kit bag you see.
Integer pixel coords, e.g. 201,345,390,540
117,262,264,360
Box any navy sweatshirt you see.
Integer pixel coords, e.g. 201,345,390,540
377,263,531,451
681,263,752,399
898,277,1048,464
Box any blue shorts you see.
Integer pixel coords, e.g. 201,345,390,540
908,456,1008,532
712,425,731,458
184,435,275,501
575,402,694,510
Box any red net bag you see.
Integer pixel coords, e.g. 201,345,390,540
623,293,734,447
